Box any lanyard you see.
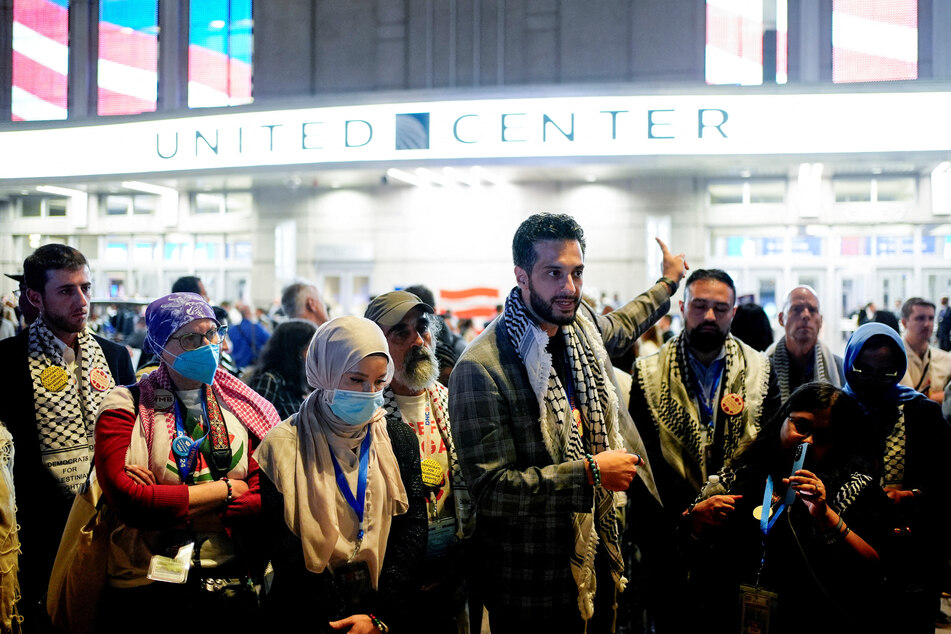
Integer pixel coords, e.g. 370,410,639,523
697,369,723,423
329,430,372,561
171,392,210,483
759,475,786,538
561,348,583,437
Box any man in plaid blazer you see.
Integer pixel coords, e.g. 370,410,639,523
449,213,686,633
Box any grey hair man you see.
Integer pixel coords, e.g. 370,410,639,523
766,285,844,402
365,290,473,632
280,281,329,326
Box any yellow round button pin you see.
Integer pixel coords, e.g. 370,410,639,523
40,366,69,392
420,458,445,488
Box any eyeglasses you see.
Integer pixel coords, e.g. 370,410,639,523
167,325,227,351
850,367,899,382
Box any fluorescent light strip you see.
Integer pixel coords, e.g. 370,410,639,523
121,180,177,196
37,185,84,197
386,168,424,187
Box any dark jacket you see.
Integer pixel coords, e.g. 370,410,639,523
0,329,134,616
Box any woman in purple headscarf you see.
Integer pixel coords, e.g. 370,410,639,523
93,292,281,629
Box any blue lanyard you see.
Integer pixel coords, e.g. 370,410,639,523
171,393,210,482
759,475,786,538
328,431,372,545
696,369,723,423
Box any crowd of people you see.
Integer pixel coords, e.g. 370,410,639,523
0,213,949,633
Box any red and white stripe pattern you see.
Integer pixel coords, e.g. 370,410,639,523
706,0,764,85
12,0,68,120
12,0,252,121
832,0,917,83
437,287,501,322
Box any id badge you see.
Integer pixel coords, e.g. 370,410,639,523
147,541,195,584
425,516,456,560
332,559,372,609
738,584,778,634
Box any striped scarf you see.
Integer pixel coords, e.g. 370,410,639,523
29,319,113,497
502,287,626,622
767,336,841,402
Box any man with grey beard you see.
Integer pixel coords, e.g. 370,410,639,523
365,290,474,633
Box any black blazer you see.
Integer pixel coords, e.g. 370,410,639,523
0,329,134,611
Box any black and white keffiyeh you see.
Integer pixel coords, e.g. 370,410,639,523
28,319,113,497
767,336,842,402
636,332,770,493
882,408,906,487
502,287,626,622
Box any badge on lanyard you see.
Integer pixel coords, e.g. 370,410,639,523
89,367,111,392
41,366,69,392
739,584,779,633
147,541,195,585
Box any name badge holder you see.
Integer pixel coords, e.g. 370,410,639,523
739,443,809,633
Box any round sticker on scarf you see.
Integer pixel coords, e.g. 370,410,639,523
720,393,745,416
40,366,69,392
153,389,174,411
421,458,445,487
90,367,111,391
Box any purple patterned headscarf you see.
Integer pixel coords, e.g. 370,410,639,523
144,292,219,355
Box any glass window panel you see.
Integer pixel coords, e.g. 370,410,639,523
105,195,132,215
840,236,872,256
104,241,129,262
709,183,745,205
12,0,69,121
132,241,157,262
195,193,223,214
749,180,785,203
164,242,192,261
98,0,158,115
834,179,872,203
832,0,917,84
21,197,41,217
225,192,253,213
226,240,252,261
132,194,158,214
195,242,218,262
189,0,253,108
47,198,67,216
876,177,916,202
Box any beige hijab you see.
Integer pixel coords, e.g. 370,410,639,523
256,316,408,584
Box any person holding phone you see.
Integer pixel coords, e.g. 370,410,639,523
683,382,888,634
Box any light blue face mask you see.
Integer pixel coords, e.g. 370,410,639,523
164,343,220,386
330,389,384,425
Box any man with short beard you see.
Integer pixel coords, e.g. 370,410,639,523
365,290,474,633
449,213,686,633
0,244,135,629
630,268,780,516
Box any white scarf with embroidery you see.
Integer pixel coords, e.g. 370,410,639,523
28,319,114,497
502,287,626,622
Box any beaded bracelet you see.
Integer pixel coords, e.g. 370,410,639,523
585,453,602,488
221,477,233,504
369,614,388,633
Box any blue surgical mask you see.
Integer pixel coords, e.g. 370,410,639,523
164,343,220,386
330,389,384,425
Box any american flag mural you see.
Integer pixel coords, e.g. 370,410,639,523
832,0,917,83
11,0,252,121
705,0,788,86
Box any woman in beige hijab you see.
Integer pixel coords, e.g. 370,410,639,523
256,316,426,633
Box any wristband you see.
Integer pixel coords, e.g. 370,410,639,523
369,614,388,633
657,276,679,295
585,453,602,488
222,476,233,504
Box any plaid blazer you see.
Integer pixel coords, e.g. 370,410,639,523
448,282,670,618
